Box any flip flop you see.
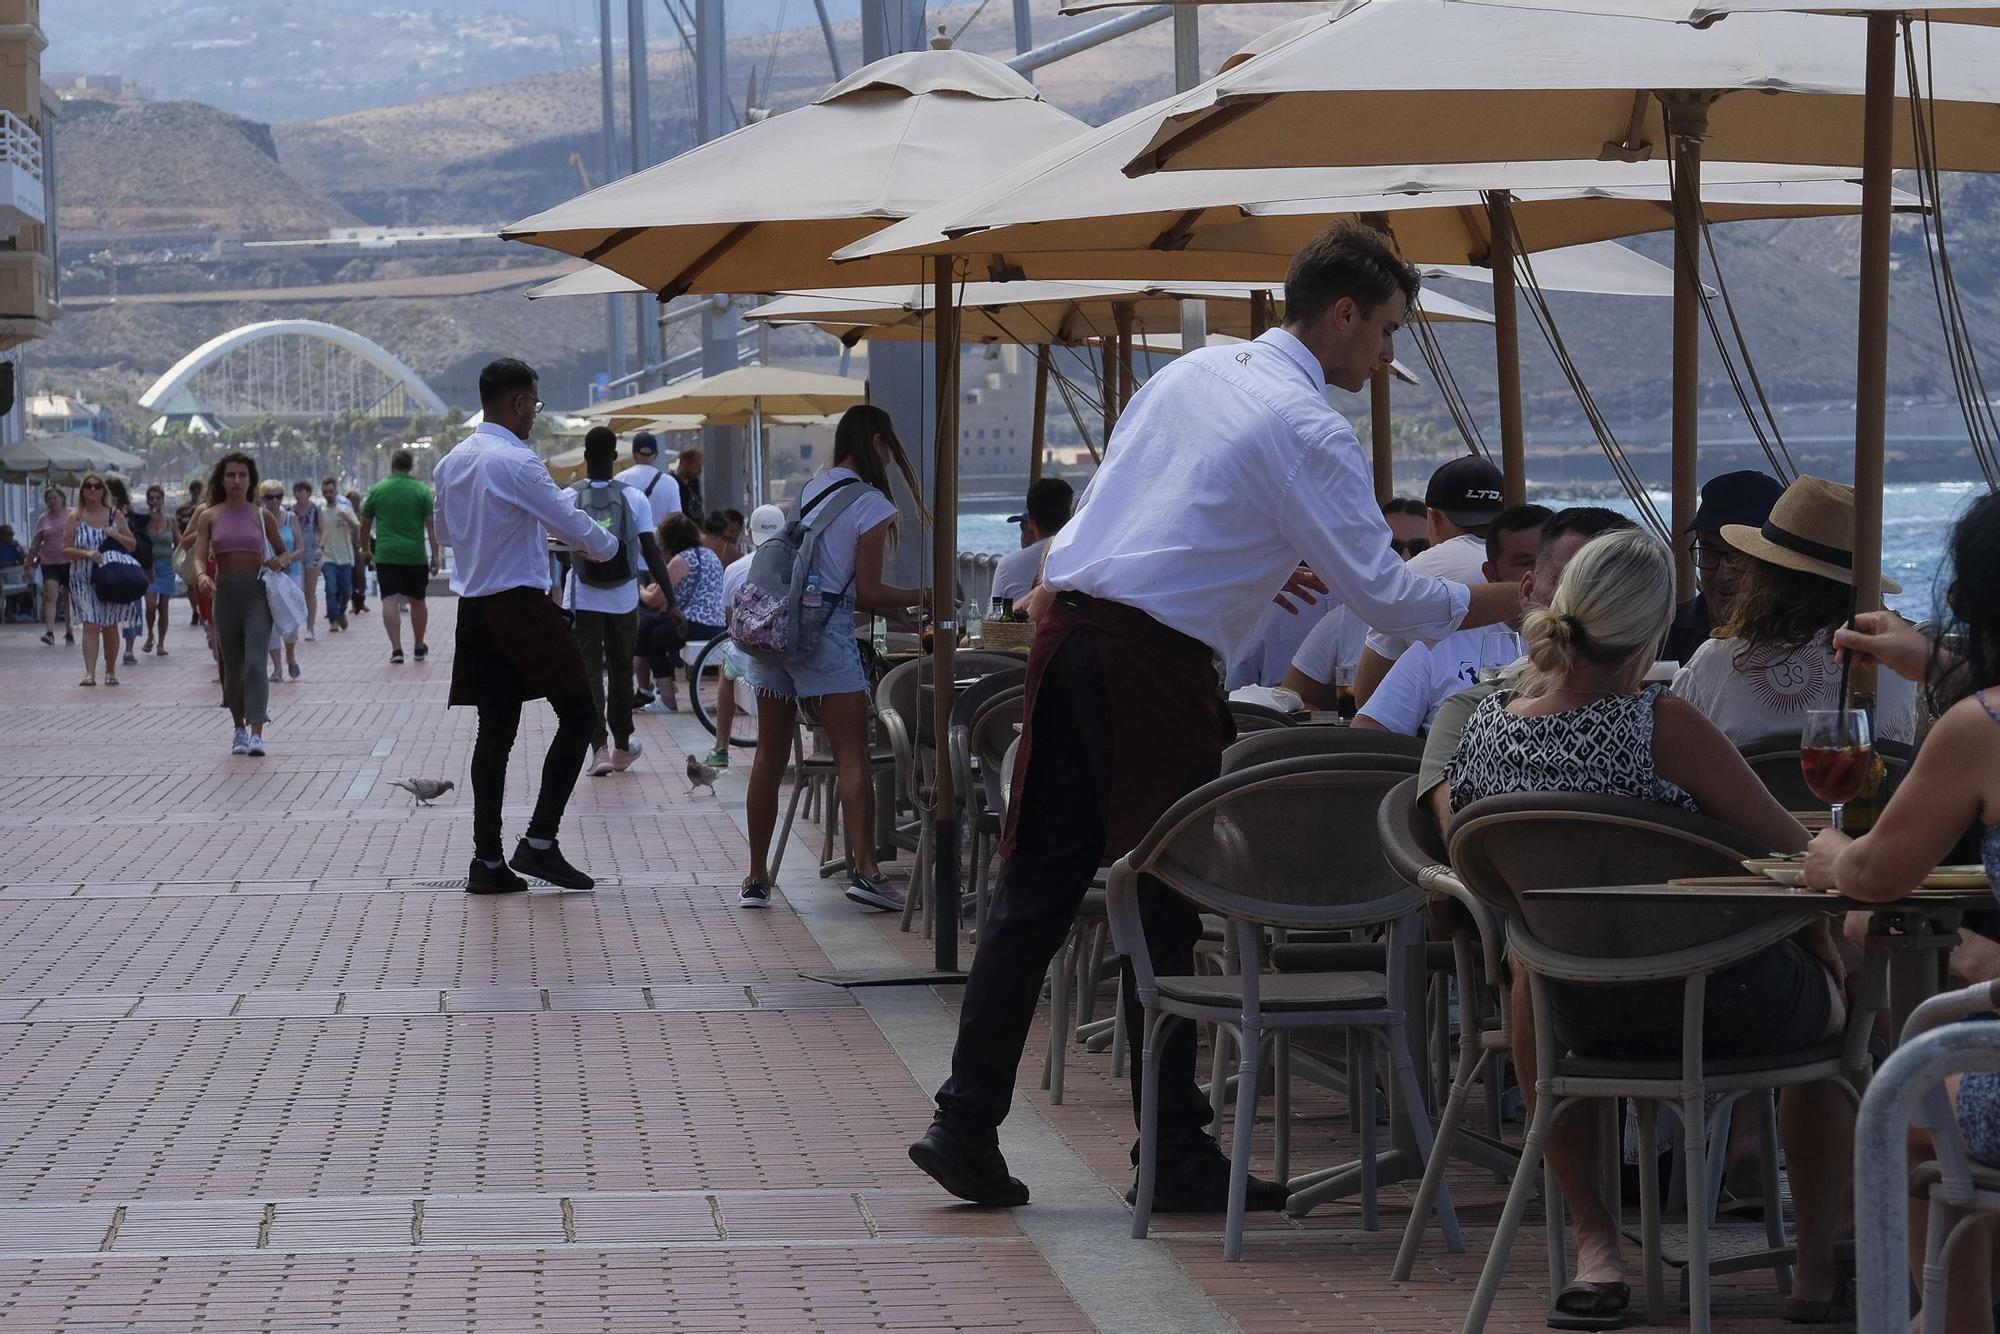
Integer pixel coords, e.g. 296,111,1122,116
1548,1279,1630,1330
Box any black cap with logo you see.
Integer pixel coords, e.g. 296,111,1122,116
1423,456,1506,528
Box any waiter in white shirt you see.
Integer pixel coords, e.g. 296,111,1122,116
909,224,1523,1212
432,359,621,896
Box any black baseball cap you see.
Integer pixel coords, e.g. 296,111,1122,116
1424,456,1506,528
1689,469,1784,534
631,431,659,457
1008,477,1075,532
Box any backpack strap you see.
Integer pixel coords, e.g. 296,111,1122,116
642,471,663,499
798,476,864,524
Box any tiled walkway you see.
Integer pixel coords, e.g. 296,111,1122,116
0,601,1816,1330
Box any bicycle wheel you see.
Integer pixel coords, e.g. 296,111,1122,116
686,632,758,748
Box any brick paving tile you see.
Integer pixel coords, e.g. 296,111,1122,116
0,605,1832,1330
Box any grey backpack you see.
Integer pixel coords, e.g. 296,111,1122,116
729,478,868,665
569,481,635,587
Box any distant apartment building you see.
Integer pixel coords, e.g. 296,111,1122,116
0,0,59,542
28,392,105,441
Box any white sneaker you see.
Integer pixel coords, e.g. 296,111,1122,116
230,728,250,756
610,736,642,772
588,749,615,777
246,734,266,757
304,627,316,641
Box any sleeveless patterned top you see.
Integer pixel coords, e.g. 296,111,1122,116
1447,683,1699,815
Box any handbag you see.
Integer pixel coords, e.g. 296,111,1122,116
259,515,307,639
89,521,147,605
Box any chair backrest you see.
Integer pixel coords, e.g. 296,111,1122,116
1448,791,1799,973
1228,699,1297,733
875,657,923,738
965,689,1025,819
1221,725,1423,773
950,666,1027,733
997,736,1021,818
1126,754,1424,932
1738,730,1914,812
1376,776,1449,883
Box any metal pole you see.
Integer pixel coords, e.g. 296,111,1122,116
1486,190,1526,506
930,254,962,973
1115,302,1136,414
1665,96,1708,605
597,0,625,384
1851,13,1896,711
1028,345,1049,487
1172,5,1208,354
1100,337,1117,444
1007,6,1173,73
1371,367,1394,506
695,0,742,514
812,0,846,80
1012,0,1034,68
627,0,655,378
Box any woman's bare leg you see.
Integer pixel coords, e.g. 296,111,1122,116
745,693,799,885
813,691,880,880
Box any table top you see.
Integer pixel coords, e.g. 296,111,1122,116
1520,877,1991,913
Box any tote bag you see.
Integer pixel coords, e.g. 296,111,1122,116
260,515,307,639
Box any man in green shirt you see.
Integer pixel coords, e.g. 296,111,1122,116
360,448,440,665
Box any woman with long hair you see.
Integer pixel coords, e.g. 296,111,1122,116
25,485,71,646
738,404,928,912
191,453,288,755
631,512,727,709
60,473,138,687
1805,493,2000,1333
1446,528,1853,1325
142,484,176,656
104,477,148,667
259,480,302,683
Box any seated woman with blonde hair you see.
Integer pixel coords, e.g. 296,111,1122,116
1446,526,1853,1326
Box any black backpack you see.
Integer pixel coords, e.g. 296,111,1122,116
570,482,635,587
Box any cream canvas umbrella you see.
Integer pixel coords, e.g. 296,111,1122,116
0,434,146,484
499,48,1087,297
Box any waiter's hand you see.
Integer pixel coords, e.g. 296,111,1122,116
1272,563,1328,615
1020,582,1055,624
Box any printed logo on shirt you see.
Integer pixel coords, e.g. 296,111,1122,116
1235,352,1253,365
1741,641,1831,713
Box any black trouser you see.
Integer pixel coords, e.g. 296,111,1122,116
636,611,723,677
469,689,595,863
573,608,638,751
936,626,1213,1150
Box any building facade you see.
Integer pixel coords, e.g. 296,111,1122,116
0,0,58,542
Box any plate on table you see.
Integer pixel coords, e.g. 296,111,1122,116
1921,865,1991,891
1743,857,1807,888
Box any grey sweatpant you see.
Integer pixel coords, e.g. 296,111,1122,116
214,573,272,727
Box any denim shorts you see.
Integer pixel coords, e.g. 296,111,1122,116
744,613,868,701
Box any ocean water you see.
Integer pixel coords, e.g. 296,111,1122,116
958,480,1985,625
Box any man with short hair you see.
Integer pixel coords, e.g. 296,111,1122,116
360,449,439,664
290,481,324,640
1662,469,1785,663
990,478,1074,603
432,359,620,895
612,431,669,502
319,477,358,632
1382,495,1429,558
1353,503,1551,736
1351,455,1506,707
566,426,675,778
671,447,704,520
909,222,1522,1212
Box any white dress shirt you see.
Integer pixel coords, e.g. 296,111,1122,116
1358,625,1524,736
1041,329,1469,659
1363,533,1489,663
433,423,618,598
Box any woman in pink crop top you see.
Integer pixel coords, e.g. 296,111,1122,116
191,452,287,756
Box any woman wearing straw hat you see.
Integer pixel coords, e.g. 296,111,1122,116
1672,475,1918,745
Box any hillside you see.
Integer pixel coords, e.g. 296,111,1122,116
59,99,357,236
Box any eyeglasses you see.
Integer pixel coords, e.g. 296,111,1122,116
80,482,103,491
1391,538,1430,558
1692,542,1741,572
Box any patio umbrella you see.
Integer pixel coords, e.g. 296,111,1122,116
0,434,146,484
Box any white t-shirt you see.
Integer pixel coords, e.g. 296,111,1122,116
1670,630,1919,745
1363,532,1488,661
1228,595,1337,690
563,480,654,615
613,461,671,506
721,550,753,622
1357,625,1525,736
991,538,1048,602
1289,604,1369,688
798,466,897,601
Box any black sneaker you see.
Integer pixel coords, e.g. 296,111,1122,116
739,879,772,909
465,858,529,895
390,648,405,664
510,839,594,890
909,1117,1028,1207
1125,1136,1289,1214
413,643,428,662
633,688,657,710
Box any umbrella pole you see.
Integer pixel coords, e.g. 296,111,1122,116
1100,337,1117,440
1248,289,1271,338
750,398,765,509
1486,190,1527,506
1115,301,1137,415
1665,95,1709,604
1849,12,1896,712
1028,345,1049,487
1370,367,1393,506
930,254,963,974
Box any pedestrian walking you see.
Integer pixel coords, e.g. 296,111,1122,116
177,481,203,627
60,473,141,688
360,451,438,664
431,359,620,894
104,478,147,666
345,489,370,616
319,477,357,631
564,426,675,779
141,484,176,656
907,223,1521,1211
258,481,302,683
737,404,929,912
191,453,288,756
291,481,323,640
26,486,71,646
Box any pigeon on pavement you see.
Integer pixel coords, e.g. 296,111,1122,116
685,755,720,796
387,778,455,807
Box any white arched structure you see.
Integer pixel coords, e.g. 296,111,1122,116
140,319,448,420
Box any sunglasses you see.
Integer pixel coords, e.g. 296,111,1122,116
81,482,103,491
1391,538,1430,558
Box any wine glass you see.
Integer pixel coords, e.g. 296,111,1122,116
1799,709,1873,832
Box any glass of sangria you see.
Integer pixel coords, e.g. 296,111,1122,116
1799,709,1873,832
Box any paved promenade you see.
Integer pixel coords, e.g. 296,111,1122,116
0,601,1810,1331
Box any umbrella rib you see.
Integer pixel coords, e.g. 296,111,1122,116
1133,98,1266,176
581,227,647,264
1149,208,1209,251
656,223,758,302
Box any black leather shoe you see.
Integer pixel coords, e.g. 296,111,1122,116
510,839,594,890
1126,1136,1288,1213
465,858,529,895
908,1117,1029,1207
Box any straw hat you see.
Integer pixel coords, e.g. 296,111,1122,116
1719,475,1901,594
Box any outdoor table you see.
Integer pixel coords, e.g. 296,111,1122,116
1520,878,1994,1042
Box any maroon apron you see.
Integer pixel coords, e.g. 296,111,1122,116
999,592,1234,862
449,586,589,708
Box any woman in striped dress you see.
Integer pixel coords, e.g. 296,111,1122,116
60,473,139,687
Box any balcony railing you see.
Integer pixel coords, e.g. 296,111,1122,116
0,110,44,230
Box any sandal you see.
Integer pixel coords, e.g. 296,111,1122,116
77,678,94,688
105,674,119,687
1548,1279,1630,1330
1781,1274,1853,1324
